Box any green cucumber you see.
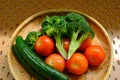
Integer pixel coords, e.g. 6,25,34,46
15,36,69,80
12,45,46,80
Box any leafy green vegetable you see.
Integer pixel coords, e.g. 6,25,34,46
42,15,68,59
25,31,41,49
65,13,95,59
41,13,95,60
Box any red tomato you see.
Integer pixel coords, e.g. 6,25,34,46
45,54,65,72
84,45,106,66
79,38,92,51
63,38,70,52
66,53,88,75
34,35,54,56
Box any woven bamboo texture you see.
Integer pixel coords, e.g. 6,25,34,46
0,0,120,80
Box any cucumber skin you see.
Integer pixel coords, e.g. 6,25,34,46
16,36,69,80
12,45,46,80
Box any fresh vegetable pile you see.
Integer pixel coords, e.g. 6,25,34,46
12,13,106,80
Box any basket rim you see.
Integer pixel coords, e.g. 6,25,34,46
8,9,114,80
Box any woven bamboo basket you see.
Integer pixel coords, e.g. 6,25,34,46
8,9,113,80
